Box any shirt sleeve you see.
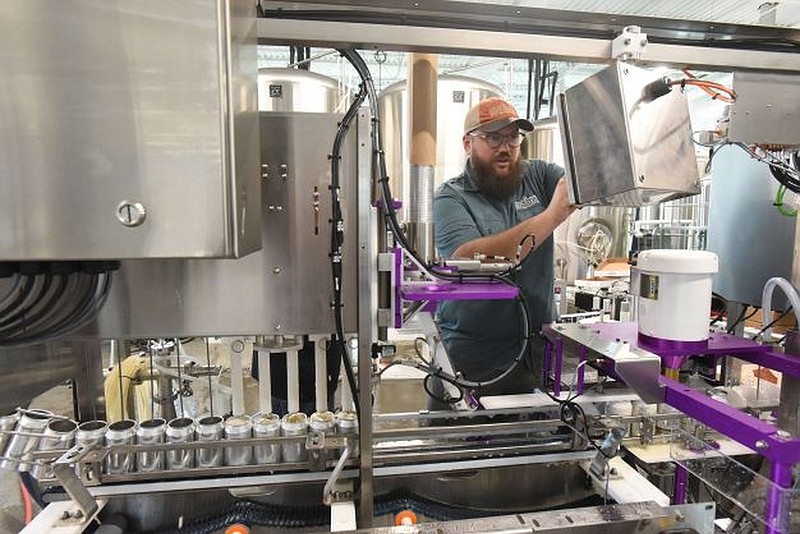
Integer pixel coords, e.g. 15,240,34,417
537,161,565,206
433,189,482,258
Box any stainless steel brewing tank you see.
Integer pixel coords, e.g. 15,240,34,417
527,117,631,283
258,68,342,112
378,75,503,222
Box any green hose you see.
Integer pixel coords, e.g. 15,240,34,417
775,185,798,217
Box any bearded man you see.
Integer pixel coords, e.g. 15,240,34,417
432,97,574,402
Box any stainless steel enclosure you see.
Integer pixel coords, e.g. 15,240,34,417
0,0,260,260
558,62,700,207
93,112,359,338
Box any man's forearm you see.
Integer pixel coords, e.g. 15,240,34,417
452,210,559,260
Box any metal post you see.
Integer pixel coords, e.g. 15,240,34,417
73,341,107,421
672,463,687,505
553,337,564,396
577,346,586,395
765,462,793,534
777,331,800,437
357,111,376,526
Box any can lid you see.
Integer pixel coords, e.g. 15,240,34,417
637,250,718,274
224,416,251,430
281,412,308,430
250,412,280,428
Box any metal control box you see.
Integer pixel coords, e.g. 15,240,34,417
93,113,362,338
0,1,260,259
558,62,700,207
728,71,800,146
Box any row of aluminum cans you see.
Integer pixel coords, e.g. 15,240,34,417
0,409,357,479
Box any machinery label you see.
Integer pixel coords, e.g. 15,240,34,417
640,273,659,300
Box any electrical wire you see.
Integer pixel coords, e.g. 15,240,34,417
669,70,737,103
751,306,794,340
19,479,33,525
775,184,798,217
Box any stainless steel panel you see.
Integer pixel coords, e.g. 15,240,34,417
707,145,796,307
559,62,700,207
93,112,358,337
0,1,260,259
529,118,632,282
729,71,800,145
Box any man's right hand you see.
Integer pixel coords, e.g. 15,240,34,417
546,177,577,226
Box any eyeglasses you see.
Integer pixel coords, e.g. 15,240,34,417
470,131,525,149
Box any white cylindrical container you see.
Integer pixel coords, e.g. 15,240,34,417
636,250,718,342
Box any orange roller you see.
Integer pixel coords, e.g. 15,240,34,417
395,510,418,526
225,524,250,534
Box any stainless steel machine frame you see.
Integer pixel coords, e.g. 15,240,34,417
8,2,800,532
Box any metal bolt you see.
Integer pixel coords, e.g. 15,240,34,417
61,511,72,520
640,39,647,46
755,439,768,450
675,511,685,523
273,267,281,274
276,206,283,212
275,324,282,331
116,200,147,227
624,38,631,45
776,430,791,439
639,175,646,183
74,510,84,519
268,205,275,211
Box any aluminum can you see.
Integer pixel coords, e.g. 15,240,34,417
280,412,308,463
250,412,281,465
30,418,77,479
0,409,52,471
196,416,224,468
223,416,253,466
105,420,137,474
166,417,195,470
136,419,166,473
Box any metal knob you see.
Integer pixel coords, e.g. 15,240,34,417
116,201,147,227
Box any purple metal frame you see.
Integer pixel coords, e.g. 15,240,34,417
393,247,519,328
543,322,800,533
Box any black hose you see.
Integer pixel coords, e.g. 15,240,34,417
19,472,47,510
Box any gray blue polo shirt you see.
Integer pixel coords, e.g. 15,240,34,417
434,159,564,375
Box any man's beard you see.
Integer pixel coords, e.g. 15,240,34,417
471,152,523,200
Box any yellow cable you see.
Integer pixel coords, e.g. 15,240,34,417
104,356,148,422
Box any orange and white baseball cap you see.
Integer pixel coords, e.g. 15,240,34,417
463,97,534,135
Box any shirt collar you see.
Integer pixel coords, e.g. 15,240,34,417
462,160,481,192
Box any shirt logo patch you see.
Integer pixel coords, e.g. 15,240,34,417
514,195,540,211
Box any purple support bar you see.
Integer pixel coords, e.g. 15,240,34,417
400,281,518,302
553,336,564,396
673,463,688,505
662,377,800,464
765,462,794,534
394,248,403,329
543,339,552,388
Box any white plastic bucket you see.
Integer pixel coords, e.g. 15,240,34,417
636,250,718,342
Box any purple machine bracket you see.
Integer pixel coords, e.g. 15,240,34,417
543,321,800,533
393,247,519,328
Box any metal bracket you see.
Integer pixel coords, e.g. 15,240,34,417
53,451,99,519
611,25,648,60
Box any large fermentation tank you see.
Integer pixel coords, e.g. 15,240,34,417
528,118,631,283
379,75,503,222
257,68,344,112
0,1,260,260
